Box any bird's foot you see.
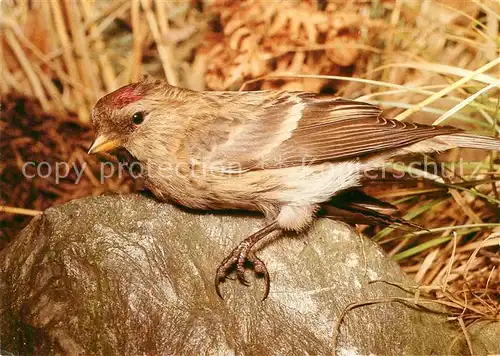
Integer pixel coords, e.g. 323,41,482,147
214,221,279,301
215,244,270,301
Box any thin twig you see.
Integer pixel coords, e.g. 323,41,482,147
4,29,50,111
458,317,474,356
140,0,178,86
0,206,42,216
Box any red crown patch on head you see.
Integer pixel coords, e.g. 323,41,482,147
110,85,144,109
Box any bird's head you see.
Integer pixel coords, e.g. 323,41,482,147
88,79,191,161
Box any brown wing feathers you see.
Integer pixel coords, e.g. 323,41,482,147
260,95,463,168
191,91,463,172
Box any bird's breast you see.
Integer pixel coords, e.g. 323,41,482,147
142,163,283,214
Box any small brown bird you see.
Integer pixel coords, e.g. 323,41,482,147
89,77,500,300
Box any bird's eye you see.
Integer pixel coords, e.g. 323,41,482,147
132,112,145,125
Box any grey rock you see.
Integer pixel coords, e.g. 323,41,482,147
457,321,500,354
0,194,494,355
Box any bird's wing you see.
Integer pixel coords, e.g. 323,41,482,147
183,91,462,172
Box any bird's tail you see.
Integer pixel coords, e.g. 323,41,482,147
440,134,500,151
320,189,422,230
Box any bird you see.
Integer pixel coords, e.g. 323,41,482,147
88,77,500,300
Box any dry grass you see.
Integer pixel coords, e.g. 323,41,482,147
1,0,499,339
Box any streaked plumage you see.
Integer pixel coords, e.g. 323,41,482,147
89,78,500,300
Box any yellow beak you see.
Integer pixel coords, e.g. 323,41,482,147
88,134,121,154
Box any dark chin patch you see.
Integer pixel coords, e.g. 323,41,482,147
115,148,144,177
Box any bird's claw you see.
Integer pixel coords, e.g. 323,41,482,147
215,247,270,301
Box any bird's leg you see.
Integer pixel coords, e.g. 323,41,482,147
215,221,280,300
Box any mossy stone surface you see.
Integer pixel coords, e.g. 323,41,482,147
1,194,494,355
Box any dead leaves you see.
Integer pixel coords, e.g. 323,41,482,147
201,0,386,91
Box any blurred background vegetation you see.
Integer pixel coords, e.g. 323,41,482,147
1,0,499,331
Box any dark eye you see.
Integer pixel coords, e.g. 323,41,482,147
132,112,145,125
